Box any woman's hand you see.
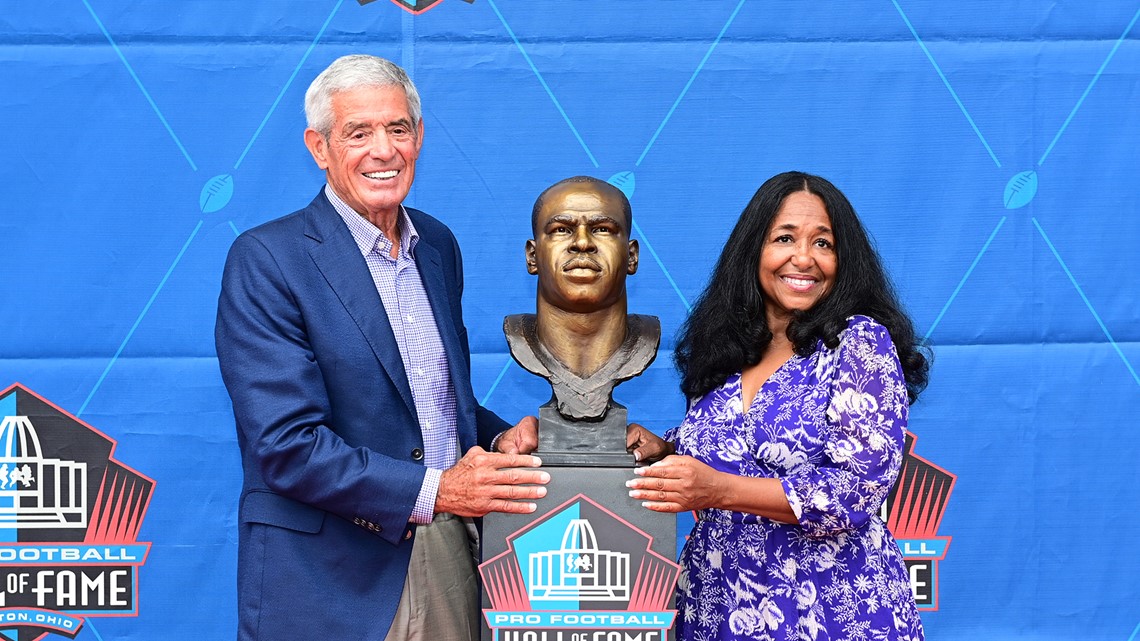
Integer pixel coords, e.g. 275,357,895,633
625,455,725,513
625,423,674,464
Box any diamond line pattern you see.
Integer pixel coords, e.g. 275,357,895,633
0,2,1136,639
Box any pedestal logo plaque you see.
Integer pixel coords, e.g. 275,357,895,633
481,494,678,641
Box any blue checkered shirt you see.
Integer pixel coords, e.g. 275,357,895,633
326,186,457,525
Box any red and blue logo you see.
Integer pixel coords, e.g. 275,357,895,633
885,431,956,611
480,494,680,641
0,384,154,641
358,0,475,16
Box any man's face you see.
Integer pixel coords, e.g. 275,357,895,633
526,183,639,314
304,85,423,222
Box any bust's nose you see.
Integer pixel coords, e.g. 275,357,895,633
570,225,596,252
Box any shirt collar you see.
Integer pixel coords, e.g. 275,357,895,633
324,184,419,259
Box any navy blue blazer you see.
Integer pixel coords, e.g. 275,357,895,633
215,191,508,640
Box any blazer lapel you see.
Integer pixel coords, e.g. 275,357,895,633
303,194,418,420
414,241,476,444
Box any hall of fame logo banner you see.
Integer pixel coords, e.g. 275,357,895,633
480,495,679,641
358,0,475,16
885,431,956,611
0,384,154,641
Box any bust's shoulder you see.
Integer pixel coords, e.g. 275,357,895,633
627,314,662,345
503,314,537,336
612,315,660,380
503,314,548,378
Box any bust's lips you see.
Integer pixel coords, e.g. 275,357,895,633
562,257,602,272
562,258,602,283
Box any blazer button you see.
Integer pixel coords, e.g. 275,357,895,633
411,448,424,461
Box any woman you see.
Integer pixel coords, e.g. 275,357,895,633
628,171,929,641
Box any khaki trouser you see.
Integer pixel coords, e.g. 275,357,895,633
384,513,480,641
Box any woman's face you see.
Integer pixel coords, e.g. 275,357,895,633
758,190,837,328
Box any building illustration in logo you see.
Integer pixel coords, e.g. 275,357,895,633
0,384,154,641
481,495,679,640
0,416,88,530
529,519,630,601
884,431,956,611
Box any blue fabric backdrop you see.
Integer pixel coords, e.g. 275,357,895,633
1,1,1138,639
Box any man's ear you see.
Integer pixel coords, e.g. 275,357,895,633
627,240,639,275
525,239,539,275
303,128,330,170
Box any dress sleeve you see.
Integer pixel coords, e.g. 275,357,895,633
780,318,909,538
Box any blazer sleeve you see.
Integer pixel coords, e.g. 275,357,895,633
216,232,425,545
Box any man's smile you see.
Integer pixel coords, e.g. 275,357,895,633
363,170,399,180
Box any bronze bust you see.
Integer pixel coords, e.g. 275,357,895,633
504,177,659,463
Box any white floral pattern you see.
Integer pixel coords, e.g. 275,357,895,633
666,316,924,641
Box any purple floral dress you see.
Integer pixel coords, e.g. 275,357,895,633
665,316,923,641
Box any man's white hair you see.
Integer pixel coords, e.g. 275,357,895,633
304,54,422,137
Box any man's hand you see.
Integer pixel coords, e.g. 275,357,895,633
436,447,549,517
626,423,674,464
492,416,539,454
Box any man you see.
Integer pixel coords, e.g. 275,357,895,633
215,55,546,641
504,176,667,455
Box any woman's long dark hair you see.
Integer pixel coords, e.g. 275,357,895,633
675,171,930,402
